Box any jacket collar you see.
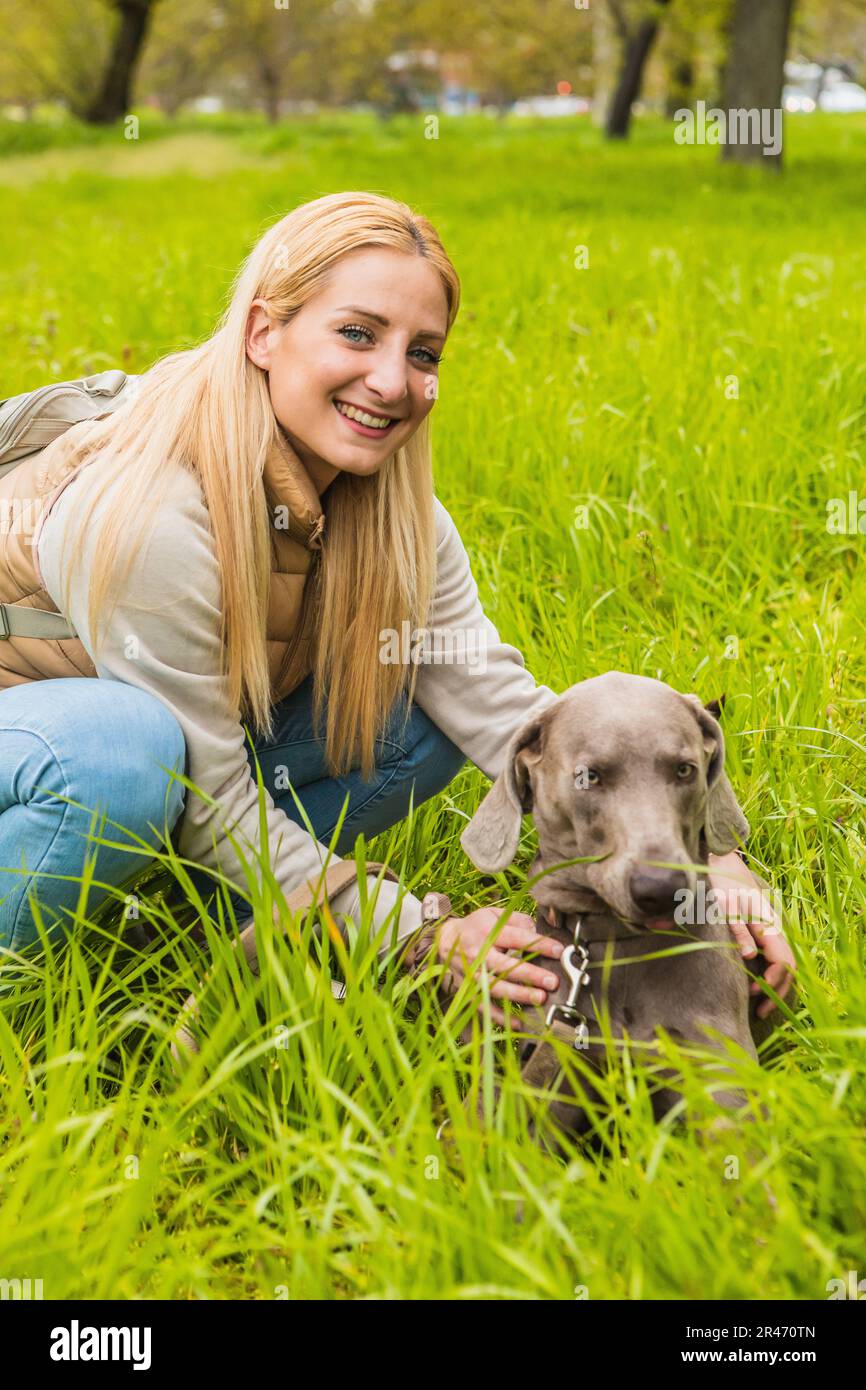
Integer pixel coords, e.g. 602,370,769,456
262,427,326,551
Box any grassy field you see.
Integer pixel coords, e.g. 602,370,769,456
1,111,865,1301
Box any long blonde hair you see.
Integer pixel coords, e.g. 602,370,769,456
53,191,461,780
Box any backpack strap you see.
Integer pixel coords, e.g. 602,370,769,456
0,604,76,641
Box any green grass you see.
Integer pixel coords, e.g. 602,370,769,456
1,111,865,1300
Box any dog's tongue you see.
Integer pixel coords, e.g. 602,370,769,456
646,917,674,932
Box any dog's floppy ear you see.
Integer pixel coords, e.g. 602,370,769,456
460,713,547,872
681,693,750,854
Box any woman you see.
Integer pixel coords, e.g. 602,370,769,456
0,191,793,1025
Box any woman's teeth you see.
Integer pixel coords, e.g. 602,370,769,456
334,400,393,430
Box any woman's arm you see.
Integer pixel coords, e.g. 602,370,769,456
707,848,796,1016
412,498,560,780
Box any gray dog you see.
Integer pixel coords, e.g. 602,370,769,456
458,671,781,1141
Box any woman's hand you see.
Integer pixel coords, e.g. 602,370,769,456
707,850,796,1018
436,907,564,1029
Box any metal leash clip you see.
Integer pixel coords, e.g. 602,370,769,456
545,914,591,1050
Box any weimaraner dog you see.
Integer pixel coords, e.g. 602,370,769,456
457,672,782,1141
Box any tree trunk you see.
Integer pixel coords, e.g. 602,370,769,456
664,24,694,118
721,0,795,168
592,0,618,127
605,0,672,139
664,57,693,117
260,63,281,123
84,0,156,125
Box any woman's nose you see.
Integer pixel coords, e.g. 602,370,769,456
363,352,410,406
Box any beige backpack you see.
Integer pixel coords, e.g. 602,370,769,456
0,369,138,640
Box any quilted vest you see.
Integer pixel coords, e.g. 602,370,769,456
0,422,325,703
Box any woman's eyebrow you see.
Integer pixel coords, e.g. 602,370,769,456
333,304,446,341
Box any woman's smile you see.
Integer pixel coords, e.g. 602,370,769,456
332,398,400,438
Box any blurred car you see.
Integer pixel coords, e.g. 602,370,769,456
783,85,816,113
819,81,866,112
511,94,590,117
783,67,866,115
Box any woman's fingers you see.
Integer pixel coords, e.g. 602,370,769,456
487,948,560,993
726,918,760,959
445,962,553,1005
451,941,559,1002
752,959,796,1017
755,970,789,1018
495,923,565,960
489,975,550,1007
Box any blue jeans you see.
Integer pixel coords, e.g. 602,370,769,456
0,674,467,953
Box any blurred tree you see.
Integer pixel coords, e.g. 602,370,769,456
721,0,795,167
656,0,731,116
360,0,593,116
792,0,866,82
591,0,618,126
605,0,673,137
137,0,225,116
203,0,361,121
85,0,160,123
465,0,591,111
354,0,441,118
663,29,694,118
0,0,109,117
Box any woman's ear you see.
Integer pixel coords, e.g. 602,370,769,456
245,299,274,370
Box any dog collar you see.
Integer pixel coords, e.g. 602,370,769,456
540,905,641,945
520,906,636,1076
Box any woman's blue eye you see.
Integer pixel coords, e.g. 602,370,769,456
338,323,442,366
412,346,443,366
338,323,374,344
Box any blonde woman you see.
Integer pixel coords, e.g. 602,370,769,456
0,191,794,1024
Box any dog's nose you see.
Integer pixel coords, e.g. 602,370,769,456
629,867,690,918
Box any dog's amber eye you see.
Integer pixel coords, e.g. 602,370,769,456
574,766,600,789
676,763,696,779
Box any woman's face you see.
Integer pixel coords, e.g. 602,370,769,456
245,246,449,496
